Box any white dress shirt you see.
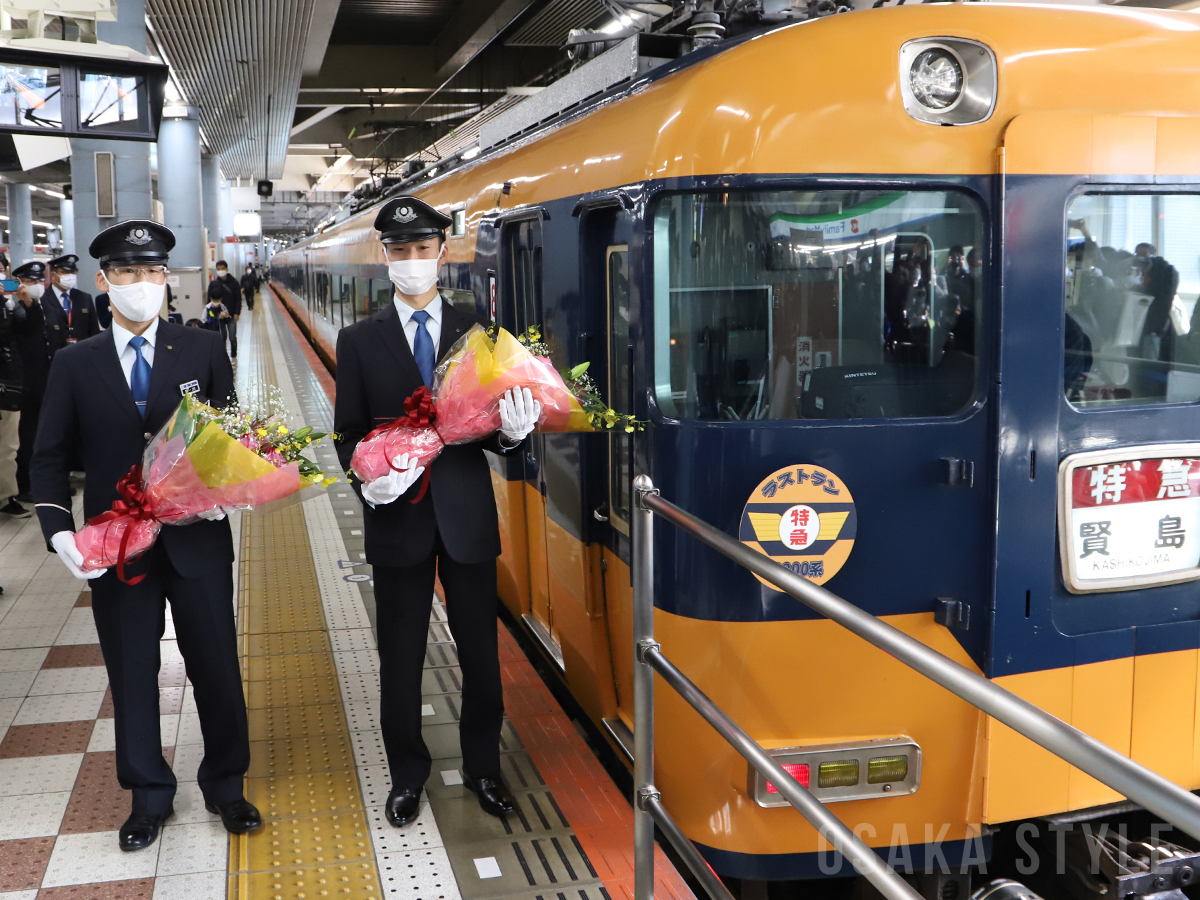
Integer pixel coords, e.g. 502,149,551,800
110,317,158,388
394,293,442,356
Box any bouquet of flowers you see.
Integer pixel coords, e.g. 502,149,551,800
350,324,641,485
76,389,336,581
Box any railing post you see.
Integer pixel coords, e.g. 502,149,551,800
633,474,658,900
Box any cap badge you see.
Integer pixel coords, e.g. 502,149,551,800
393,206,417,224
126,227,152,246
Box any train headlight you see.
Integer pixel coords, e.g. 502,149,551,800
899,38,996,126
909,49,962,110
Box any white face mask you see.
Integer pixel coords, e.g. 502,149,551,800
103,276,164,324
57,273,77,290
216,269,228,277
25,283,43,300
388,252,442,298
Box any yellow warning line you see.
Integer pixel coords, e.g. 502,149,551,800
227,304,381,899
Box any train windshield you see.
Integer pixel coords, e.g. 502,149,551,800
652,190,985,421
1065,193,1200,407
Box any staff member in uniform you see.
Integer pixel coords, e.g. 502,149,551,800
10,261,50,504
240,264,258,312
43,253,101,352
31,220,261,852
335,196,542,827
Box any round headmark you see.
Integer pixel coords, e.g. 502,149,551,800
740,464,857,587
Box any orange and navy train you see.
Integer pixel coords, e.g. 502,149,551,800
273,3,1200,884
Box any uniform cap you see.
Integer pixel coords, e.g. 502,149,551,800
373,196,452,244
48,254,79,272
89,219,175,266
12,260,45,279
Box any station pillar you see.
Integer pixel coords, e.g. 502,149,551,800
69,0,152,288
201,154,223,267
156,108,204,268
59,198,75,255
6,183,33,268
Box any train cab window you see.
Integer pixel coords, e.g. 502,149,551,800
652,190,984,420
1065,193,1200,407
441,288,478,319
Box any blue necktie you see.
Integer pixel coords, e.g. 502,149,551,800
411,310,435,388
129,335,151,418
60,289,70,316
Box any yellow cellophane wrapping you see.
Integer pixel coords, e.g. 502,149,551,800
186,421,277,488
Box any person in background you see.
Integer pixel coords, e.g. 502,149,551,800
202,282,233,353
0,291,27,518
210,261,241,361
44,254,101,353
240,264,257,312
10,261,50,505
31,219,260,852
185,318,202,328
95,291,112,329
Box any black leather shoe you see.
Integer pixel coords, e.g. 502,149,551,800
119,807,172,851
205,798,263,834
385,788,421,827
464,775,516,817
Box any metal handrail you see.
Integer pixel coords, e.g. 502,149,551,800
632,475,924,900
638,472,1200,900
630,473,1200,900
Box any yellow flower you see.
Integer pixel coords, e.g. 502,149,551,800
625,425,635,434
256,428,267,436
322,476,339,487
305,437,311,444
278,426,288,434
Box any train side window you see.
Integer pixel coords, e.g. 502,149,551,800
1065,193,1200,407
608,246,632,534
652,190,984,421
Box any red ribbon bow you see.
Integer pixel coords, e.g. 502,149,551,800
86,464,157,585
383,386,436,504
403,386,436,428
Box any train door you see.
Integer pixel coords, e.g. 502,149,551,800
500,217,560,663
590,208,638,744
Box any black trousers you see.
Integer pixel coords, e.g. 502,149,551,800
14,392,40,494
244,288,255,311
374,534,503,791
90,542,249,814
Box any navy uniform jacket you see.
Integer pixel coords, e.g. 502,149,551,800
10,298,50,399
42,287,101,352
334,299,517,568
31,322,236,578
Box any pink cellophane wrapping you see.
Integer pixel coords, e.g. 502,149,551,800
75,516,162,572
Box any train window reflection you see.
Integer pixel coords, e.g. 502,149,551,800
653,191,983,421
1065,194,1200,407
0,63,62,130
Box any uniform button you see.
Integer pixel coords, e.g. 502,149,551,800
144,432,151,441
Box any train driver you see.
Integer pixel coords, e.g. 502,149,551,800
334,196,542,828
30,220,262,851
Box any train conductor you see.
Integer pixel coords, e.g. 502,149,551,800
44,253,101,351
335,196,542,827
30,220,262,851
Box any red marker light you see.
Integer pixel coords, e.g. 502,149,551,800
766,763,810,793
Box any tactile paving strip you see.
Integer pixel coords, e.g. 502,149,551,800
228,303,381,900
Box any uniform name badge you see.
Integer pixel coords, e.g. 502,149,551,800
179,380,200,397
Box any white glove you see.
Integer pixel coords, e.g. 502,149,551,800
197,507,228,521
361,453,425,508
51,531,106,580
499,387,542,445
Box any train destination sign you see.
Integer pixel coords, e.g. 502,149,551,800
740,464,857,588
1059,446,1200,593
